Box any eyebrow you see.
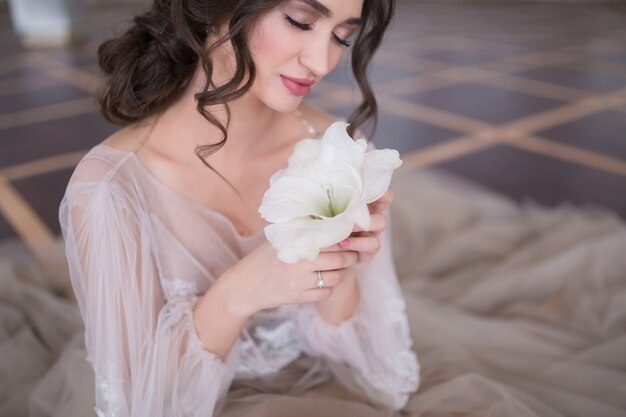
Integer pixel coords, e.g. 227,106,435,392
295,0,363,25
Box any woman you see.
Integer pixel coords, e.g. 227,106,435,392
5,0,625,416
60,0,419,416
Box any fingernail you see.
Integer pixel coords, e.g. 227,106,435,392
339,239,350,247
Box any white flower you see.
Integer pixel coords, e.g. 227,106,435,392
258,121,402,264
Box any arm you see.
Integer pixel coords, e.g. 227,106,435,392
294,210,419,409
314,270,360,324
293,137,420,410
193,270,250,361
60,162,239,417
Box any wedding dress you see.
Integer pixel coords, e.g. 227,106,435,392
1,123,625,417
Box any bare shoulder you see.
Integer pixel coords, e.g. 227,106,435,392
100,119,153,152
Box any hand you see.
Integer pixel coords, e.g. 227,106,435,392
217,238,360,318
333,188,394,275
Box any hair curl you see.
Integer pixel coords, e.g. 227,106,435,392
97,0,396,196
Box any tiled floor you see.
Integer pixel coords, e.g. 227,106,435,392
1,2,625,264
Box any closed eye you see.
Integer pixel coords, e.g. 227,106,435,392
333,34,352,47
284,15,352,47
284,14,312,30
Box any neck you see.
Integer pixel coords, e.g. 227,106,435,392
146,67,288,165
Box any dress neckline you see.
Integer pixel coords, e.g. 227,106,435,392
97,143,266,241
94,111,322,241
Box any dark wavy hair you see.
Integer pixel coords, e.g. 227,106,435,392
97,0,396,196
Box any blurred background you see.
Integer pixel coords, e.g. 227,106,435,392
0,0,625,269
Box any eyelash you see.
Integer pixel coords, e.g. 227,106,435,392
284,15,352,47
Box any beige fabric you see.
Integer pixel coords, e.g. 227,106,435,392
1,159,625,416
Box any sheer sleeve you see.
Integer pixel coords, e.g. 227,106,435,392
59,156,238,417
293,137,420,410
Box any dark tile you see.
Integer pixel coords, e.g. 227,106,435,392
370,62,418,85
0,70,66,93
0,112,117,168
44,48,99,67
596,53,626,66
513,67,626,94
326,106,463,155
0,84,90,115
537,111,626,161
0,11,28,58
0,212,17,240
400,83,568,124
419,50,498,66
436,144,626,218
12,168,75,235
324,58,416,89
0,65,42,81
81,64,104,77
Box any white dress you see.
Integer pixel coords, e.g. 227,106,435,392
1,126,625,417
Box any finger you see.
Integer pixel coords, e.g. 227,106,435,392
368,189,394,213
310,269,343,289
381,189,395,204
319,242,353,253
352,212,387,233
337,235,380,253
372,189,395,206
297,287,334,303
368,199,390,214
314,251,358,271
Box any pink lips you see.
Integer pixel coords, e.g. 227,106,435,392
280,75,315,96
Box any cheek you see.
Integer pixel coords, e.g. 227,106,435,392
250,18,300,73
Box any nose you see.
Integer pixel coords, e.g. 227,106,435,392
299,34,332,79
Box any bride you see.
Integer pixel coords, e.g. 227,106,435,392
2,0,626,416
59,0,419,415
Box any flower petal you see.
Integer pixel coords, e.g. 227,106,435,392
355,138,368,151
269,168,287,187
264,215,353,263
362,149,403,203
318,122,366,170
287,138,321,170
259,176,328,222
346,201,372,231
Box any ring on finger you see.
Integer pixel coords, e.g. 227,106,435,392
316,270,325,289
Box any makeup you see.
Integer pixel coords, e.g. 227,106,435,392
280,75,313,95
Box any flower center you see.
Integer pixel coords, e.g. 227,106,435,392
326,188,336,217
319,184,353,218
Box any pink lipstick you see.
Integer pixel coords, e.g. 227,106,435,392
280,75,315,96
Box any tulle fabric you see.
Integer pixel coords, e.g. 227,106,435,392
1,145,625,416
11,139,417,417
58,152,244,417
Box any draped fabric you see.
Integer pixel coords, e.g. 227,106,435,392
47,135,416,416
1,138,625,417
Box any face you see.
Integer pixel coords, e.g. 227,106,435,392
246,0,364,112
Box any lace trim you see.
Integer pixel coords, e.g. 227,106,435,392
94,361,125,417
236,318,302,378
308,293,419,399
162,277,199,300
377,295,420,392
392,349,420,390
184,296,230,370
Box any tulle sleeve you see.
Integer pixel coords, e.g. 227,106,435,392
59,157,238,417
293,137,420,410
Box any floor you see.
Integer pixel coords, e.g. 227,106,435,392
1,2,626,262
